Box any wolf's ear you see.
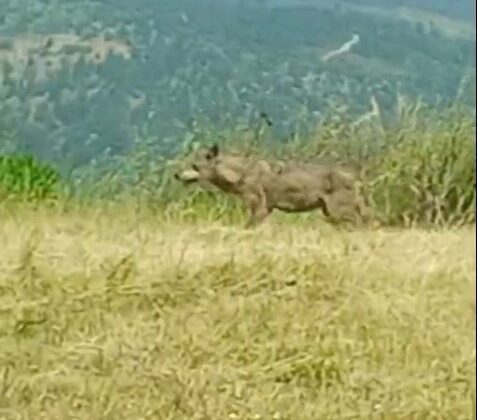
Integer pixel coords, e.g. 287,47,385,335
207,143,219,160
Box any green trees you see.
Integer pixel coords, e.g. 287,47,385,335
0,0,474,171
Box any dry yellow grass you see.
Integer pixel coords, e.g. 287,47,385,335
0,206,475,419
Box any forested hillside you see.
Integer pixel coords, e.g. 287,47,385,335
0,0,475,171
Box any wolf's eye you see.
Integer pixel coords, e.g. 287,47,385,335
192,164,199,171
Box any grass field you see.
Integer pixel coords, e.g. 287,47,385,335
0,205,475,419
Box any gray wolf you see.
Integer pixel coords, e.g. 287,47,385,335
174,144,377,228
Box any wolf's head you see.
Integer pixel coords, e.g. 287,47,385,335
174,144,255,192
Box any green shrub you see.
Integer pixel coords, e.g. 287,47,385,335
0,154,62,202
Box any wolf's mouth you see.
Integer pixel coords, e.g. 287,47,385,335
181,178,198,184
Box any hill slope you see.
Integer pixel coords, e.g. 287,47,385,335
0,0,475,169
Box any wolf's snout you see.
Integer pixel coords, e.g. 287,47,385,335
173,169,200,183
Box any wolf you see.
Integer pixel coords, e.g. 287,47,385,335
174,144,376,228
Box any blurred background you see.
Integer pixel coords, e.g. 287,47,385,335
0,0,474,174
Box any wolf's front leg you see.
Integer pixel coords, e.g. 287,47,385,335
243,190,271,229
244,207,271,228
